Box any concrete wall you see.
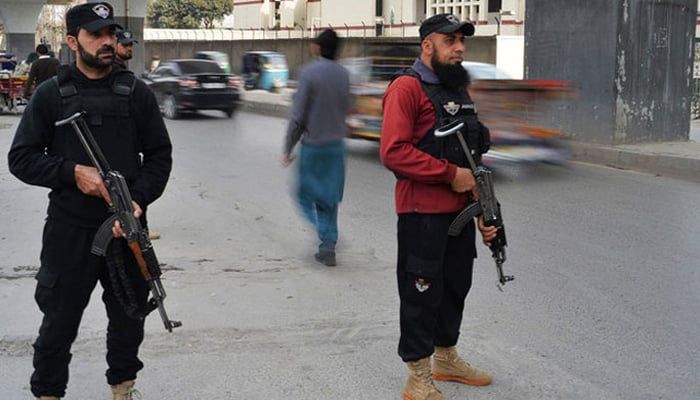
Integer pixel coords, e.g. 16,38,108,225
496,35,524,79
526,0,697,144
615,1,696,143
4,33,35,62
0,1,44,61
142,36,497,79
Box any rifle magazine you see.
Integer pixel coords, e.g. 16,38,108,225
448,202,481,236
91,214,120,256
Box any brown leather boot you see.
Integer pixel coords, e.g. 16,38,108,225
111,380,142,400
432,346,492,386
403,357,445,400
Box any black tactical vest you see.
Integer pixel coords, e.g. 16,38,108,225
54,64,135,123
51,65,141,173
395,69,491,168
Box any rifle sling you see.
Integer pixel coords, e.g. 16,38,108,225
105,239,148,319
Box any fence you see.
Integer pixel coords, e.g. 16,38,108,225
144,24,421,42
143,35,497,79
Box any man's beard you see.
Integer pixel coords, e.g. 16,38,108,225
77,39,114,70
432,53,470,90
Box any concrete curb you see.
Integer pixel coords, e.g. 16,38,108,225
568,140,700,182
240,100,289,118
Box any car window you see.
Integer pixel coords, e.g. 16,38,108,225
177,60,224,74
152,66,171,77
265,55,287,69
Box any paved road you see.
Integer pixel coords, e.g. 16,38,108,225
1,110,699,399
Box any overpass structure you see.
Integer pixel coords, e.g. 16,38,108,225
0,0,148,75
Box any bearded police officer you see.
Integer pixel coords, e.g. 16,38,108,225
380,14,498,400
114,28,138,70
8,3,172,399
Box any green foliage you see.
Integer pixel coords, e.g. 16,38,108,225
147,0,234,29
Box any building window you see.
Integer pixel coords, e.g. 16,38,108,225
427,0,481,21
274,0,281,25
488,0,502,13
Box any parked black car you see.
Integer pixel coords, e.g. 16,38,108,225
143,59,242,119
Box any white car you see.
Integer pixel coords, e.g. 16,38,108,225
461,61,513,80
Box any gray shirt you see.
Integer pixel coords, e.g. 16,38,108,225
284,57,351,155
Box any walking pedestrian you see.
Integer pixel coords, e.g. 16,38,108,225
7,2,172,399
380,13,498,400
23,44,60,99
281,29,351,267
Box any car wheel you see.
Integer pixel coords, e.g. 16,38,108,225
163,94,179,120
224,107,235,118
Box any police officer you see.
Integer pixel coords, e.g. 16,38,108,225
114,28,137,70
7,3,172,399
114,27,163,242
380,14,498,400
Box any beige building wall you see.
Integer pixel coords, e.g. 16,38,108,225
232,0,526,38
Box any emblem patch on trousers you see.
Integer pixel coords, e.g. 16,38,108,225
415,278,431,293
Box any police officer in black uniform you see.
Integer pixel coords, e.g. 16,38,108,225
114,28,137,70
7,3,172,399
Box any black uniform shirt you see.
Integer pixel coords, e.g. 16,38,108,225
8,63,173,227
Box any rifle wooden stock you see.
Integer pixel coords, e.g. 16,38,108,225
128,241,153,280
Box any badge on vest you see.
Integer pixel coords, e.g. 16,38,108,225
443,102,476,116
443,102,461,115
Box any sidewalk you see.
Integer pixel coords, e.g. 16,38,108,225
241,88,700,183
567,134,700,183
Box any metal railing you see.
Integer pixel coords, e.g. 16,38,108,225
144,23,420,41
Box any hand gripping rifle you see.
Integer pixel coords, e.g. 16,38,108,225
434,120,514,291
56,112,182,331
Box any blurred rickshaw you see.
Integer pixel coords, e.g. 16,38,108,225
194,51,231,73
242,51,289,91
0,71,27,113
344,58,575,165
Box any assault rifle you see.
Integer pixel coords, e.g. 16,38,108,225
434,120,514,291
56,112,182,332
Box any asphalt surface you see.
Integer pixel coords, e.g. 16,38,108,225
1,92,699,400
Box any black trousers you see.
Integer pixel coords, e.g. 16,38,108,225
31,217,149,398
396,212,477,362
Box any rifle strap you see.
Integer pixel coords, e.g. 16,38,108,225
105,239,145,320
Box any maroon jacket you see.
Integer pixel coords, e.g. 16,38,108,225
380,63,470,215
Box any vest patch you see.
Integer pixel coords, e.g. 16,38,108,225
415,278,431,293
443,101,461,115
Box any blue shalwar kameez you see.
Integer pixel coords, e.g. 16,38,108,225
296,141,346,252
